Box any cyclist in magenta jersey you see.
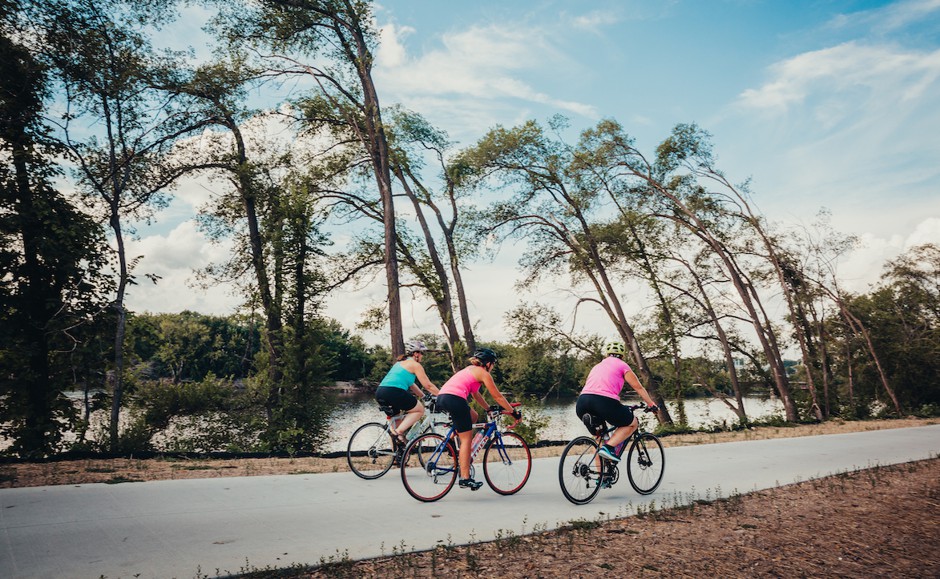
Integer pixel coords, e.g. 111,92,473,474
436,348,519,491
375,340,440,444
576,339,658,462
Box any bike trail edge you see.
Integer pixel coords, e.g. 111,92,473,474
1,424,938,579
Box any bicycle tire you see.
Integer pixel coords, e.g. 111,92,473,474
347,422,396,480
400,433,457,502
626,432,665,495
482,432,531,495
558,436,604,505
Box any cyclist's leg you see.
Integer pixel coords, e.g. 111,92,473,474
582,394,636,451
607,418,637,448
377,386,423,439
437,393,480,489
396,400,425,437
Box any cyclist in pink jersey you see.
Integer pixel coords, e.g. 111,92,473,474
437,348,519,490
576,339,658,462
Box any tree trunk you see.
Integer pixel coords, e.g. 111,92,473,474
108,209,128,451
395,167,462,366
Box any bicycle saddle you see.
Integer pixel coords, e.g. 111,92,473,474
582,413,607,436
376,399,397,417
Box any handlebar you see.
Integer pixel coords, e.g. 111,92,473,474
487,402,523,429
626,402,658,413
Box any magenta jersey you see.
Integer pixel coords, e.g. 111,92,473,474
580,356,632,400
439,367,482,399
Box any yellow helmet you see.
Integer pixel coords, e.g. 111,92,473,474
602,339,626,357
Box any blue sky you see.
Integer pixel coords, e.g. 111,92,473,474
127,0,940,345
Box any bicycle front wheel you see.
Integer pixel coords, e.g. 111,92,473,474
482,432,531,495
558,436,603,505
400,433,457,502
347,422,395,480
626,432,665,495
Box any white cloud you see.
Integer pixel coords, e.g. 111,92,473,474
377,22,414,68
721,39,940,239
124,221,240,315
373,20,598,137
827,0,940,35
838,217,940,292
738,42,940,114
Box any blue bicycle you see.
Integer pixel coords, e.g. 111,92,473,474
400,403,531,502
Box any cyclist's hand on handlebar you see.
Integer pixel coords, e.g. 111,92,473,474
423,393,434,403
511,409,522,420
645,404,659,414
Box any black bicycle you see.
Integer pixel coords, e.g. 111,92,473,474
558,403,665,505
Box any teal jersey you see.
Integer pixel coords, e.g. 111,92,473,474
378,361,417,390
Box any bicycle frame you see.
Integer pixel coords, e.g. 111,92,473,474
421,409,507,475
559,403,665,504
400,403,530,501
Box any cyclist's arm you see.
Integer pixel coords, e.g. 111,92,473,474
624,370,656,408
412,364,439,395
479,368,513,413
409,383,425,400
470,389,488,411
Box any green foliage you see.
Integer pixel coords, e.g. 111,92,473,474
0,20,112,457
127,312,259,383
505,395,550,442
845,244,940,413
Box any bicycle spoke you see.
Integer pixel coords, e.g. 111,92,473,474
558,437,603,505
401,433,457,502
626,433,665,495
347,422,395,480
483,432,531,495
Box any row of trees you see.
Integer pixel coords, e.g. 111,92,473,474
2,0,937,457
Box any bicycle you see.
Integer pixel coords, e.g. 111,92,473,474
558,403,665,505
400,403,531,502
346,395,446,480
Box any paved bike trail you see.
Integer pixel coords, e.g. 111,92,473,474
1,425,938,579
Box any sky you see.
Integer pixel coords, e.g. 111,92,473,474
125,0,940,347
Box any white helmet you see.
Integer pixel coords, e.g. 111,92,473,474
404,340,428,354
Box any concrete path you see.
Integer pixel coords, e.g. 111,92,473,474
1,425,938,579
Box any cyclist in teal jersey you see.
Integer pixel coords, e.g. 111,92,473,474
375,340,440,444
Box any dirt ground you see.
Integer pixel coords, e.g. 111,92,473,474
1,418,938,578
302,457,940,579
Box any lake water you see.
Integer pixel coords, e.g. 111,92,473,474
324,394,785,453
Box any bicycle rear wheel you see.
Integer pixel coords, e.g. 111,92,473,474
626,432,665,495
558,436,603,505
482,432,531,495
347,422,396,480
400,433,457,502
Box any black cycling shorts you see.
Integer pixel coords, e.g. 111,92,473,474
436,393,473,433
375,386,418,415
576,393,635,430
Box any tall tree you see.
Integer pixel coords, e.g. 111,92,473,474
580,120,799,422
0,8,111,456
459,117,672,423
213,0,406,355
36,0,211,449
387,107,481,363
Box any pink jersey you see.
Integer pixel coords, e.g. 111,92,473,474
439,367,482,399
580,356,632,400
